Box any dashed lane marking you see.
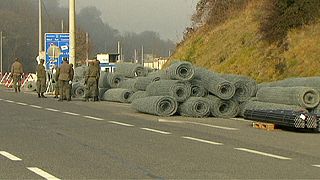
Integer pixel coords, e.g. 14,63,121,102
0,151,22,161
16,102,28,106
62,111,80,116
187,122,239,131
83,116,104,121
108,121,134,127
27,167,60,180
45,108,60,112
312,165,320,168
235,148,291,160
140,128,171,135
0,98,3,100
4,100,14,103
29,105,42,109
231,118,253,123
182,136,223,145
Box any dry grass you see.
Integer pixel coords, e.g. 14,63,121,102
170,1,320,83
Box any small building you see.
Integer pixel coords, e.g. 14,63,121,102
97,53,120,73
143,57,168,70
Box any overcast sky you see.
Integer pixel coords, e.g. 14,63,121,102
60,0,199,42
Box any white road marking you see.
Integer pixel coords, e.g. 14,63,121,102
0,98,3,100
45,108,60,112
182,136,223,145
0,151,22,161
108,121,134,127
83,116,104,121
5,100,14,103
231,118,253,123
27,167,60,180
141,128,171,135
312,165,320,168
187,122,239,131
235,148,291,160
29,105,42,109
62,111,80,116
16,102,28,106
158,118,239,131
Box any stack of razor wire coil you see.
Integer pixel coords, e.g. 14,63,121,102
107,73,125,88
131,96,178,116
128,91,148,103
71,82,86,98
178,97,211,118
102,88,134,103
244,109,319,129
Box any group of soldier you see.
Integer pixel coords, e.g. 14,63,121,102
10,57,101,102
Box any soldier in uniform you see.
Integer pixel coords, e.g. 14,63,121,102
10,58,24,93
36,59,47,98
84,61,100,101
93,59,100,101
69,63,74,100
52,65,60,98
58,58,73,101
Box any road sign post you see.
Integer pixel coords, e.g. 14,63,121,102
45,33,70,70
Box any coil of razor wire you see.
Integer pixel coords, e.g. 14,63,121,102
135,76,161,91
165,61,195,80
189,79,208,97
117,78,139,92
131,96,178,116
107,73,125,88
128,91,148,103
206,95,239,118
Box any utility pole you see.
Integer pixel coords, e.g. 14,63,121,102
1,31,3,77
39,0,43,61
69,0,76,66
141,45,144,66
86,32,89,65
117,41,121,61
134,49,137,63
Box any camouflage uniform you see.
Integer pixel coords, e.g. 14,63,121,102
36,60,47,98
53,67,60,98
84,62,100,101
10,58,24,92
94,60,101,101
58,60,73,101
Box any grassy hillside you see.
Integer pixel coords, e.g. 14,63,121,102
170,1,320,82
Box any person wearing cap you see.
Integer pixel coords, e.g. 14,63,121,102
58,58,73,101
10,57,24,93
36,59,47,98
84,61,99,101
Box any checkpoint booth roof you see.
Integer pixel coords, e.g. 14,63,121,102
45,33,70,70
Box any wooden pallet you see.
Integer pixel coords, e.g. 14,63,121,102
252,122,276,131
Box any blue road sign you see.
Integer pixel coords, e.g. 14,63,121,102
45,33,69,69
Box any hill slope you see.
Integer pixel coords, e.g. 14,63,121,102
170,1,320,82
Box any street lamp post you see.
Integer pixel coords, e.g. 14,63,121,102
1,31,3,78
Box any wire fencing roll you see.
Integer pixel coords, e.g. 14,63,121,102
99,88,109,100
178,97,211,118
146,80,191,102
194,67,235,100
257,87,320,108
239,100,306,117
131,96,178,116
128,91,148,103
258,77,320,89
98,72,111,88
135,76,161,91
74,65,88,82
115,63,148,78
148,70,169,80
71,82,86,98
206,95,239,118
117,78,139,92
23,81,37,92
219,74,257,102
102,88,134,103
165,61,195,80
107,73,125,88
189,79,208,97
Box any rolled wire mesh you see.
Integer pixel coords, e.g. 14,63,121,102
74,65,88,82
98,72,111,88
131,96,178,116
23,81,37,91
71,82,86,98
128,91,148,103
178,97,211,118
206,95,239,118
258,77,320,89
219,74,257,102
239,100,306,117
257,87,320,108
148,70,169,80
165,61,195,80
117,78,139,92
146,80,191,102
194,67,235,100
135,76,161,91
115,63,148,78
99,88,109,100
107,73,125,88
189,79,208,97
102,88,134,103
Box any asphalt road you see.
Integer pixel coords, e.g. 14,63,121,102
0,88,320,179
